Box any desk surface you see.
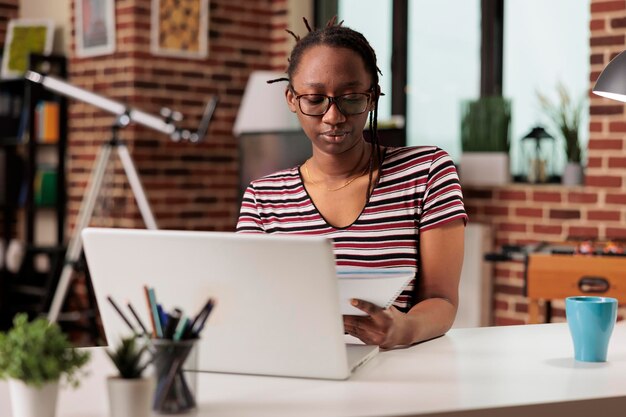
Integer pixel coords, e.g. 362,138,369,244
2,323,626,417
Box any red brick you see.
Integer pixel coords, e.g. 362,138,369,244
533,224,563,234
591,19,606,31
606,193,626,204
496,190,527,201
591,0,626,13
609,121,626,132
589,105,624,115
533,191,562,203
607,227,626,239
589,121,603,132
588,139,624,150
613,16,626,28
494,300,509,311
568,226,599,239
485,206,509,216
608,157,626,168
588,210,621,221
498,223,527,233
515,207,544,218
568,192,598,204
586,157,603,168
495,317,525,326
494,284,524,296
585,175,623,188
549,209,581,220
515,303,529,313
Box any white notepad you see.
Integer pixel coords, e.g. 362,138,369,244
337,268,416,316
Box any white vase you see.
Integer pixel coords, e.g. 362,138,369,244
107,376,154,417
8,379,59,417
562,162,583,186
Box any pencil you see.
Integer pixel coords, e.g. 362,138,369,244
148,287,164,338
127,301,149,335
143,285,157,338
107,295,136,334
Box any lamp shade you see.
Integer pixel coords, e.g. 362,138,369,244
522,126,554,141
593,50,626,102
233,71,300,136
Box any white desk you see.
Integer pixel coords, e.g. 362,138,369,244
2,323,626,417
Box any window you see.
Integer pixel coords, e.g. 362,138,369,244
406,0,481,159
503,0,590,175
337,0,393,122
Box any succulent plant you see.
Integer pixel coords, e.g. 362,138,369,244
106,335,152,379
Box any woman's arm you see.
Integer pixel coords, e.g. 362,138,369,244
343,218,465,348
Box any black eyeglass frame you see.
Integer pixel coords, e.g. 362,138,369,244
289,86,376,117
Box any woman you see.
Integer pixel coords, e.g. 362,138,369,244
237,19,467,349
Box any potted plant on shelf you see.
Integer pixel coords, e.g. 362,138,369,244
537,83,584,185
106,335,153,417
0,313,90,417
459,96,512,186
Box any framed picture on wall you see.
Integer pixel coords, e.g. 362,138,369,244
151,0,209,59
0,19,54,79
75,0,116,58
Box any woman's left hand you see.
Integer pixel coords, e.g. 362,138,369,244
343,299,413,349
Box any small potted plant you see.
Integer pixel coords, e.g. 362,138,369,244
537,82,585,185
459,96,512,185
106,335,153,417
0,313,90,417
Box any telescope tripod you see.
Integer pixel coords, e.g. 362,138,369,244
47,118,158,323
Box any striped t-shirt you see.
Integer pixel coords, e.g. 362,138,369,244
236,146,468,312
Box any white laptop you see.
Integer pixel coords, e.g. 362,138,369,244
82,227,379,380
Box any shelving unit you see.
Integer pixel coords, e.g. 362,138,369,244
0,53,68,329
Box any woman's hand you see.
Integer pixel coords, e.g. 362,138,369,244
343,299,414,349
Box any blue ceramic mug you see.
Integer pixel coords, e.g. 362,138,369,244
565,296,618,362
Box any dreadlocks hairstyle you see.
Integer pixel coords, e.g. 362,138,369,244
269,17,384,199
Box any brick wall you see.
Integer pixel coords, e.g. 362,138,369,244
465,0,626,325
67,0,291,234
0,0,18,45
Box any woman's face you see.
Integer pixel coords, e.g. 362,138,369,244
286,45,374,156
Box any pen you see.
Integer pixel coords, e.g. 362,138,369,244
185,298,212,339
192,298,216,337
163,308,182,339
107,295,137,334
127,301,149,335
173,316,189,341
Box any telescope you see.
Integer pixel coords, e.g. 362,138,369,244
25,70,218,142
27,70,218,323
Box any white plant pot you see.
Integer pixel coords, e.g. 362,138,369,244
107,376,154,417
562,162,583,186
8,379,59,417
459,152,511,186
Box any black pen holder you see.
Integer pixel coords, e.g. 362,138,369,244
151,339,198,414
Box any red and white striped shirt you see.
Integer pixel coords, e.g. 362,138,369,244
237,146,468,311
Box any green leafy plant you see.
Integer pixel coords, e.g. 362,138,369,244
461,96,512,152
106,335,152,379
537,83,584,163
0,313,90,388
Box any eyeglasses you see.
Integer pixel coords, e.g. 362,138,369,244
291,88,373,116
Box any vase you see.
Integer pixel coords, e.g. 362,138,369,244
8,379,59,417
562,162,583,186
107,376,154,417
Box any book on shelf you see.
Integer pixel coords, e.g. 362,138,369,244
34,100,60,144
34,165,57,207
